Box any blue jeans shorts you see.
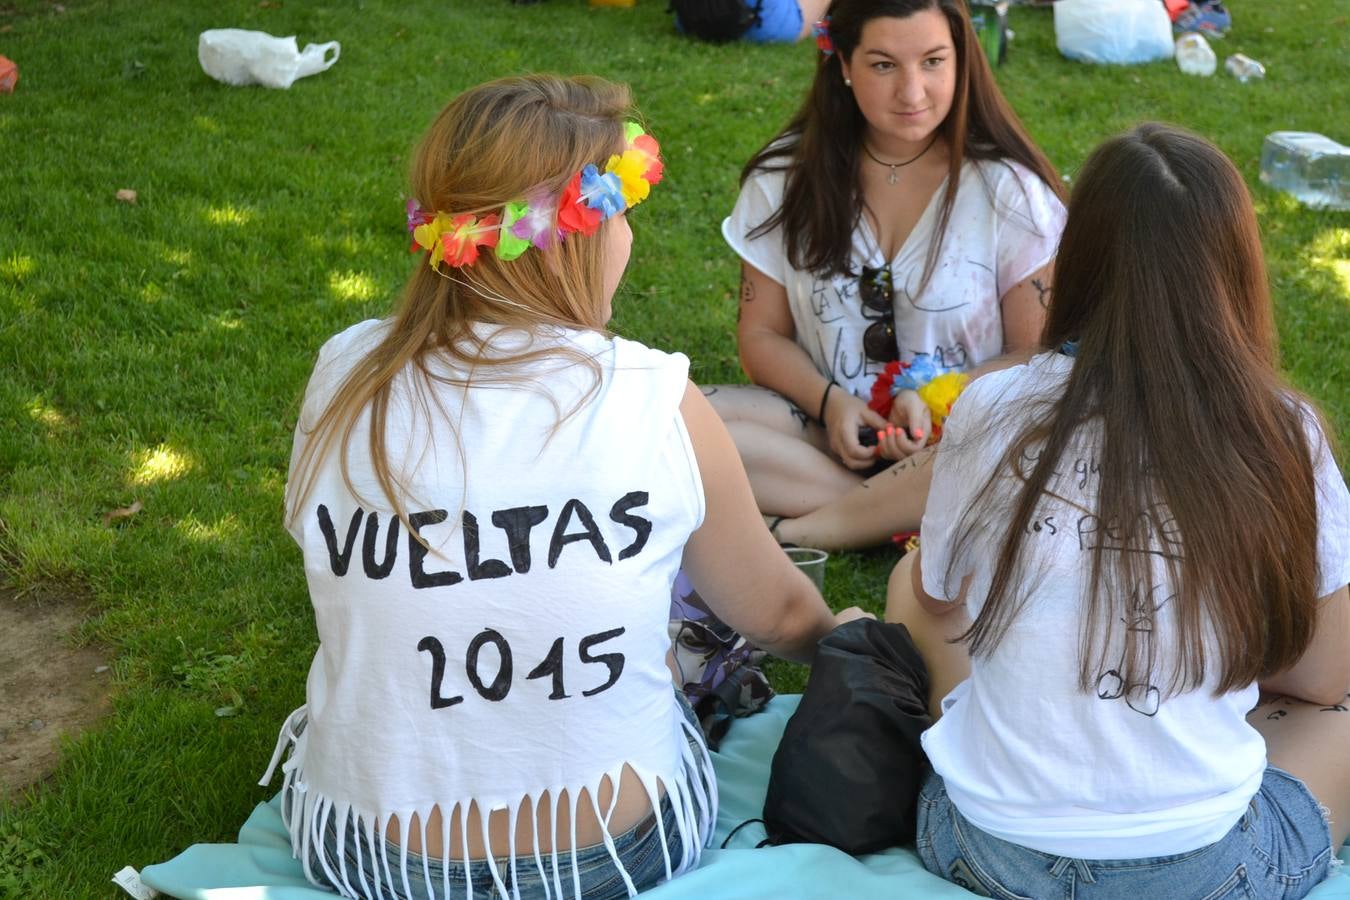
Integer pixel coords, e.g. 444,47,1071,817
307,693,711,899
916,767,1335,900
311,799,685,900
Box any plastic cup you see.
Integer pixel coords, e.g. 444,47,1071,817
785,547,828,593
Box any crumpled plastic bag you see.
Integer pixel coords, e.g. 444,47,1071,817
198,29,339,89
1054,0,1174,65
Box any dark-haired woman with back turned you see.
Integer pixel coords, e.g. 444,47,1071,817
710,0,1066,551
889,123,1350,898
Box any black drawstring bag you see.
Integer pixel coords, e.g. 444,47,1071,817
762,619,934,854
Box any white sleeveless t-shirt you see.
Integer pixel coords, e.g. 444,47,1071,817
263,319,715,897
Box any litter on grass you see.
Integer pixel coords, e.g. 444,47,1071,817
198,29,339,89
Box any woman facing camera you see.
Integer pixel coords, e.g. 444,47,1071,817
711,0,1066,550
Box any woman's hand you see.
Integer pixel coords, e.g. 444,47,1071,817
875,390,931,460
824,387,890,470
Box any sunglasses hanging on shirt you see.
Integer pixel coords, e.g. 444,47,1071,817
859,264,900,364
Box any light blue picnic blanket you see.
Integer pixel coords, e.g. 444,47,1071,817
140,695,1350,899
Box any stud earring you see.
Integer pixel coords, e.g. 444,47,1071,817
844,77,852,86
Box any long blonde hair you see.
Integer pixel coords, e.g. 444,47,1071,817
286,74,635,529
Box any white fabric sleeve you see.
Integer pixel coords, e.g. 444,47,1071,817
721,169,790,286
283,319,386,532
612,339,706,533
993,162,1067,298
919,376,1001,603
1304,410,1350,597
666,363,708,534
293,319,386,431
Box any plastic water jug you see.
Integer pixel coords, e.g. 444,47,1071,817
1175,33,1216,76
1260,132,1350,211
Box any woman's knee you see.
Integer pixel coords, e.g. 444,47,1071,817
703,384,739,420
704,383,765,420
707,384,809,432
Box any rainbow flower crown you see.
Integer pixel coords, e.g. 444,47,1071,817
405,121,663,269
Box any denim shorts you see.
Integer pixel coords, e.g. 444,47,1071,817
307,693,710,899
916,767,1335,900
310,799,684,900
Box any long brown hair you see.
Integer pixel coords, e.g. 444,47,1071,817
955,123,1327,696
286,75,634,528
744,0,1064,284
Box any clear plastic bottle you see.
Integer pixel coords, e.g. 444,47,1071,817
1175,33,1217,76
1260,132,1350,211
1224,53,1266,82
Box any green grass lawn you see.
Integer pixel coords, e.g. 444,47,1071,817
0,0,1346,894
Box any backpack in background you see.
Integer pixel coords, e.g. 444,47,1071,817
670,0,765,43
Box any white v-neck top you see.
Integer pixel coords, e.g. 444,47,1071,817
723,157,1066,399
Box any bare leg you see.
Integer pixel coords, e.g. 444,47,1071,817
728,421,860,515
884,553,971,720
776,448,935,551
709,384,932,547
1249,692,1350,850
708,384,862,517
705,383,823,440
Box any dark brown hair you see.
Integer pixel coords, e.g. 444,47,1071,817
956,123,1327,696
744,0,1064,284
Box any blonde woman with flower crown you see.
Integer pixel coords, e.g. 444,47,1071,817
264,75,865,900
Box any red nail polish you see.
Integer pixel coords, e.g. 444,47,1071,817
913,429,925,439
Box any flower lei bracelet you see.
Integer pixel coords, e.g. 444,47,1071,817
867,356,970,445
405,121,663,269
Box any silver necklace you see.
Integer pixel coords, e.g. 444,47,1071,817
861,135,939,185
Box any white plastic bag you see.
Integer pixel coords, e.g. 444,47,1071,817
1054,0,1173,65
198,29,339,89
